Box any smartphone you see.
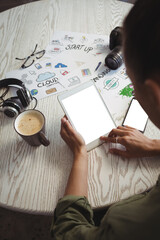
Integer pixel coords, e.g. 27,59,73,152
122,98,148,133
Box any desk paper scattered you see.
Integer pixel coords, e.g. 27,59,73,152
6,31,134,125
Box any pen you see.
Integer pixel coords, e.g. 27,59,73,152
95,62,102,71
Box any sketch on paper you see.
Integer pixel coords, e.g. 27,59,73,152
104,77,119,90
35,63,42,69
21,74,33,84
36,72,55,82
55,63,67,68
64,35,74,42
29,70,36,75
68,76,80,87
49,48,62,54
46,88,57,95
119,83,134,97
45,62,52,68
60,70,69,76
117,67,129,80
7,31,133,104
80,36,88,43
93,38,104,44
30,89,38,96
51,40,63,46
81,68,91,76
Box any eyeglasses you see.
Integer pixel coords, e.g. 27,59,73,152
15,44,45,69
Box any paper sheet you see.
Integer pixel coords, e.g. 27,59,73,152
5,31,134,124
6,53,78,100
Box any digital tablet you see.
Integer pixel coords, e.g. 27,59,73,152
58,81,116,151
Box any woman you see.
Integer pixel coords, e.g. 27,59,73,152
51,0,160,239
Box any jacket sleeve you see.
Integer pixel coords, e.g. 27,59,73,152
51,195,110,240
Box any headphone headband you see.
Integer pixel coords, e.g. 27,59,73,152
0,78,34,117
0,78,25,89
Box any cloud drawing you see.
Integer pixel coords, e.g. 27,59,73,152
55,63,67,68
36,72,55,82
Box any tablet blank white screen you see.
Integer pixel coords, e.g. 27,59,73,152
61,85,115,144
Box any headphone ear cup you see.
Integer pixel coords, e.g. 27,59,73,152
2,99,21,118
17,89,30,108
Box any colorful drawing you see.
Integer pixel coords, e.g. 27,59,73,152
60,70,69,76
95,62,102,71
35,63,42,69
68,76,80,87
46,88,57,94
55,63,67,68
46,63,52,68
36,72,55,82
50,48,62,54
104,77,119,90
81,68,91,76
31,89,38,96
119,83,134,97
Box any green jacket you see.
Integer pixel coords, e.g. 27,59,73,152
51,175,160,240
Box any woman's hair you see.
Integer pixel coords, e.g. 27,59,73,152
123,0,160,82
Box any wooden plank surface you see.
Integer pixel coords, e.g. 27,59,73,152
0,0,39,12
0,0,160,215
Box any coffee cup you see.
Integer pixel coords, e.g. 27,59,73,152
14,109,50,147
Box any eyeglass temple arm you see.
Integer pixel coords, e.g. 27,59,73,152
31,44,38,55
15,57,26,60
15,44,38,60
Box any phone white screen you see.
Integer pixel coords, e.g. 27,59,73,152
61,85,115,144
123,99,148,132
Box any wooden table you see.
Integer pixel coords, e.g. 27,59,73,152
0,0,160,215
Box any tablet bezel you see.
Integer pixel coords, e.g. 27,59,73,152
58,80,116,151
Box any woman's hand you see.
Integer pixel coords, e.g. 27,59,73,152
60,116,87,156
60,116,88,197
100,126,160,158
